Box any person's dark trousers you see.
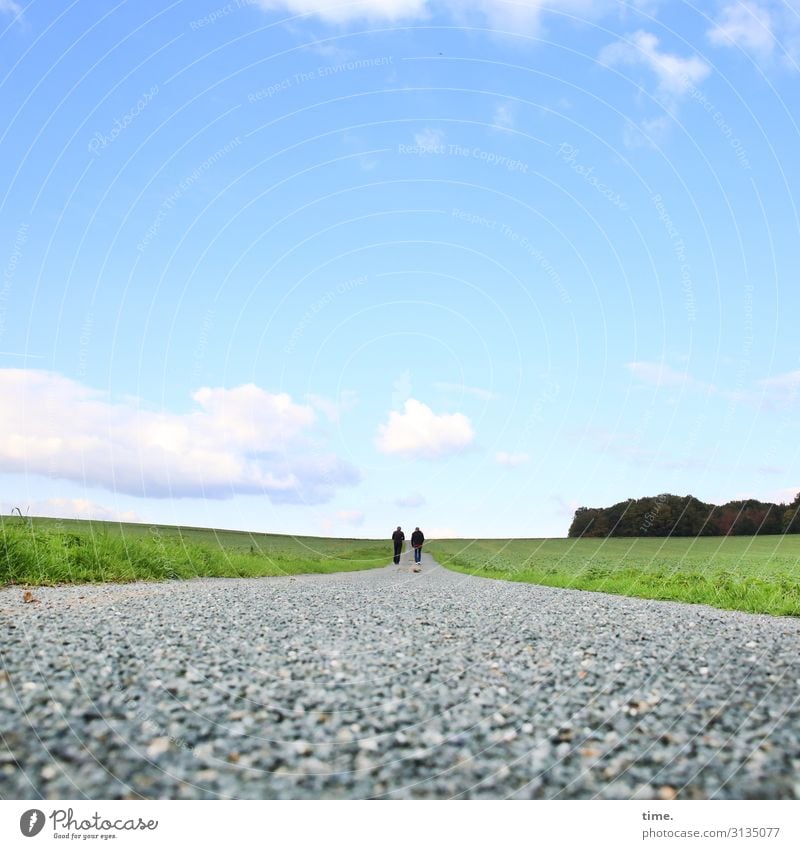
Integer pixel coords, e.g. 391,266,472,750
393,543,402,564
414,546,422,563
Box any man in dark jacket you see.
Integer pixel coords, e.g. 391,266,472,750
392,527,405,564
411,527,424,564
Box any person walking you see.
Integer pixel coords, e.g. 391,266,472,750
411,527,424,564
392,526,405,564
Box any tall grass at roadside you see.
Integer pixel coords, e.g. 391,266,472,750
429,536,800,617
0,518,388,586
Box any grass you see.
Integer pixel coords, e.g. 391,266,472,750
0,515,389,586
7,517,799,615
428,536,800,617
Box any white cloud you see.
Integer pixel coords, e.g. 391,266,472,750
11,498,147,524
414,127,446,150
628,362,800,409
705,0,800,69
496,450,530,466
707,2,777,55
336,509,365,526
599,30,711,104
434,381,496,401
760,369,800,391
755,369,800,406
599,31,711,144
0,369,359,503
256,0,647,33
252,0,429,24
375,398,475,459
627,360,700,388
395,492,426,508
492,102,515,131
0,0,22,17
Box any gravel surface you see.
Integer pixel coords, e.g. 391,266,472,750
2,552,800,800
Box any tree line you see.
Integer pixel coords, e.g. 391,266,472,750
568,492,800,538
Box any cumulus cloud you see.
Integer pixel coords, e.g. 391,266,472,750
255,0,654,34
599,30,711,104
375,398,475,459
252,0,429,24
599,30,711,143
496,450,530,466
0,0,22,17
707,0,800,69
414,127,446,150
492,102,515,132
10,498,147,523
707,1,777,56
0,369,359,503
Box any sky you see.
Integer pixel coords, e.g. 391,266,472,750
1,0,799,539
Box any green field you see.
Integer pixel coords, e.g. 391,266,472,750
0,515,388,586
6,517,800,615
428,536,800,616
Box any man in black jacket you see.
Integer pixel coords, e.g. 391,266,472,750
411,527,424,564
392,527,405,564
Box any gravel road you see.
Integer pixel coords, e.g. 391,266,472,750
2,552,799,800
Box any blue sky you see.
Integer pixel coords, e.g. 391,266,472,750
1,0,799,538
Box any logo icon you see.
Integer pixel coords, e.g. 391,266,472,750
19,809,45,837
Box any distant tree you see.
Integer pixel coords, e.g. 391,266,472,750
568,492,800,538
568,507,599,538
734,514,758,536
589,513,610,538
758,505,783,535
784,493,800,534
